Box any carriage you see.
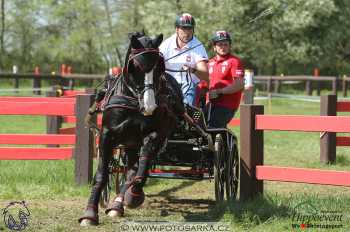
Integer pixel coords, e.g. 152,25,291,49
98,103,240,207
79,32,240,226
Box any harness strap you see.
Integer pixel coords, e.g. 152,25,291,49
104,104,139,111
103,94,140,111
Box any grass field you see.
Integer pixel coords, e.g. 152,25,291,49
0,96,350,232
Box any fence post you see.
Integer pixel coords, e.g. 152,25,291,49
266,77,272,93
314,68,320,96
12,65,19,93
33,66,41,95
274,80,281,93
243,69,254,104
46,88,62,147
332,77,338,95
67,66,74,90
75,94,96,185
320,94,337,164
342,75,347,97
243,88,254,104
240,104,264,200
305,79,312,96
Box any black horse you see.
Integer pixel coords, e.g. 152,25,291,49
79,32,185,226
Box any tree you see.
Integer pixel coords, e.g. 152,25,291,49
0,0,5,69
0,0,348,75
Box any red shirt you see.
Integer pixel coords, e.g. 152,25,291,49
208,54,244,110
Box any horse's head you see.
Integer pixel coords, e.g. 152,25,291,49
124,32,164,115
127,32,163,74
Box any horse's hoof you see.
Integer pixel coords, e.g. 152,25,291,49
106,206,124,217
78,206,99,226
107,209,123,217
105,198,124,217
124,185,145,209
80,219,95,226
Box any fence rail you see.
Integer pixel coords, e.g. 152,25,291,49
0,134,75,145
2,73,349,97
256,115,350,132
0,147,73,160
0,94,96,185
239,104,350,200
256,165,350,186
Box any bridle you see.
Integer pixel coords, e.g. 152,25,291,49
121,47,163,112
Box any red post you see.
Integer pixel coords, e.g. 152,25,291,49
61,64,67,75
34,66,40,75
67,65,74,90
240,104,264,200
60,64,69,89
33,66,41,95
67,66,72,74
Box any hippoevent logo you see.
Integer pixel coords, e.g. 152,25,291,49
291,201,343,230
2,201,30,231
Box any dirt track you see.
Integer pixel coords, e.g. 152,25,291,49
0,180,227,232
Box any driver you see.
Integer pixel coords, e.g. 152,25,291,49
159,13,209,106
206,31,244,128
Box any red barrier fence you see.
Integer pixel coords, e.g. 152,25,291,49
256,166,350,186
239,104,350,200
0,95,96,185
59,89,240,128
320,95,350,163
40,88,97,137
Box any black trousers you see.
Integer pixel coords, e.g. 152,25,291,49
206,104,236,128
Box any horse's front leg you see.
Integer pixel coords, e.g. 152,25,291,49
79,128,114,226
105,147,139,217
124,132,164,208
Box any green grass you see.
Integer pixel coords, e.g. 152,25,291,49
0,98,350,231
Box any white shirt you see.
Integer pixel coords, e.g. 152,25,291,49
159,34,208,85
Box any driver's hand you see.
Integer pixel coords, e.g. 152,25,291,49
182,65,196,73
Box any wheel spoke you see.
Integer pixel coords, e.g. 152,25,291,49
214,134,225,202
226,140,239,201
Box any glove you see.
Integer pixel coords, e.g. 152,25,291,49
182,65,196,73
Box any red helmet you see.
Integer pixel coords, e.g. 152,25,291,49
211,30,232,44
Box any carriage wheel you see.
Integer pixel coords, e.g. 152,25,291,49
214,134,226,202
225,136,239,201
100,148,127,208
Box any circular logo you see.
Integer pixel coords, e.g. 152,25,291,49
2,201,30,231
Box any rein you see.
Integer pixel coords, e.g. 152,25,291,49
164,43,203,62
163,43,202,91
